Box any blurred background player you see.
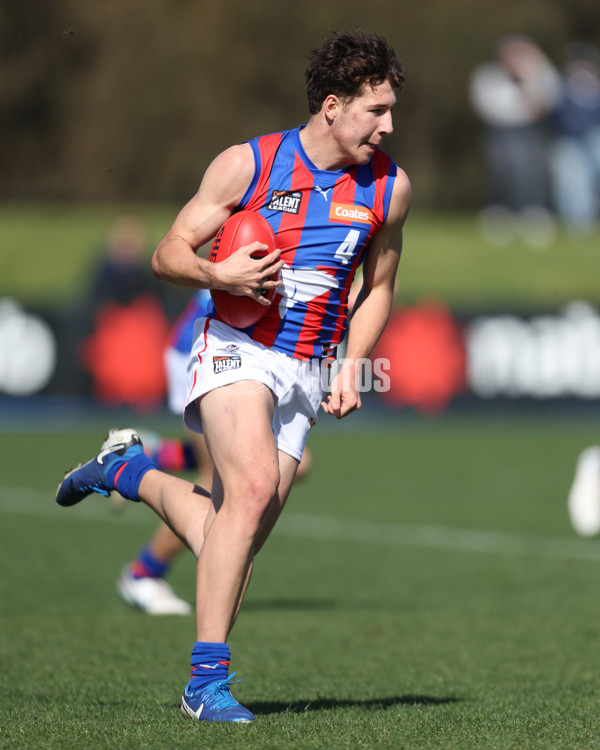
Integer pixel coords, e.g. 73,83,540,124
117,288,312,614
115,289,213,615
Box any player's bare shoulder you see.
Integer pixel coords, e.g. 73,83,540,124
361,166,410,276
156,142,257,259
199,143,256,207
386,167,411,229
208,143,255,179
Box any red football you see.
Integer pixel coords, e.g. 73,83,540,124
208,211,278,328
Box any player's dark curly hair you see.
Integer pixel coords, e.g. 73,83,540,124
305,30,405,115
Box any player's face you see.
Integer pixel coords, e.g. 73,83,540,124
332,80,396,166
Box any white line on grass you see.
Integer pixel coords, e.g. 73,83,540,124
3,485,600,562
274,513,600,563
0,486,148,524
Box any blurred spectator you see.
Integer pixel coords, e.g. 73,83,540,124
87,214,162,308
469,35,562,247
80,214,172,409
548,42,600,234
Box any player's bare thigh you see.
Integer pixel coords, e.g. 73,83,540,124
198,380,280,502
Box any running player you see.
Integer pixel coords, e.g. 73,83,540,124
56,30,411,723
118,289,311,614
115,289,214,616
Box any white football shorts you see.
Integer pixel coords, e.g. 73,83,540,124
183,318,323,461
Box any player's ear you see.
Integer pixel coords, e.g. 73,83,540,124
323,95,339,123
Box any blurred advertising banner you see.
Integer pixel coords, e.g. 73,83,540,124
372,299,600,412
0,296,169,410
1,296,599,412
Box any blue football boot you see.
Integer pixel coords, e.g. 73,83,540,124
56,428,143,507
180,673,255,723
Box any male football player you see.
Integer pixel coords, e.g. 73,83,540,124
56,29,411,723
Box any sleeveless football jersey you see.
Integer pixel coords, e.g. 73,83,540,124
220,127,398,360
167,289,214,355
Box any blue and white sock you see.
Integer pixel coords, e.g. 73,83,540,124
187,642,231,692
104,454,156,501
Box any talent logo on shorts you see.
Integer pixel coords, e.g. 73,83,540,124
213,355,242,373
267,190,302,215
329,202,374,224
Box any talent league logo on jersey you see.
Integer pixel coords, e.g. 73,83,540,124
267,190,302,214
213,354,241,373
330,202,374,225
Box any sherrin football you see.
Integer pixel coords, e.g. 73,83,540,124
208,210,278,328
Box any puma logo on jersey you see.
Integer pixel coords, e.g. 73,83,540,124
314,186,332,202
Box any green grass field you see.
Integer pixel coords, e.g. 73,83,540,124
1,206,599,746
2,415,600,749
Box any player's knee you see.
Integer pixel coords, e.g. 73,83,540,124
238,469,280,525
248,472,279,508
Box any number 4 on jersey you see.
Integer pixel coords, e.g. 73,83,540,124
334,229,360,265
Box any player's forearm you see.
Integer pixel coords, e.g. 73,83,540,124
152,236,216,289
344,285,393,361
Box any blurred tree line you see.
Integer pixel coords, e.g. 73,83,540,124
2,0,599,209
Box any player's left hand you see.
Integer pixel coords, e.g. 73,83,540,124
321,360,362,419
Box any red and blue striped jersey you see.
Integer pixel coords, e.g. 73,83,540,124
224,127,398,360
